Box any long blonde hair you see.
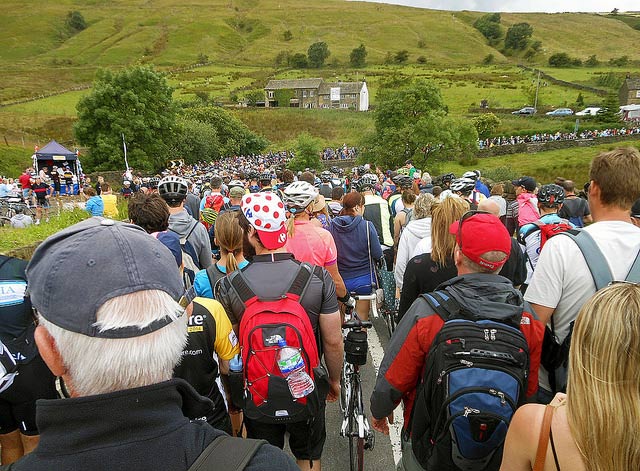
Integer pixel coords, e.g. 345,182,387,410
567,283,640,471
430,197,469,265
214,211,243,274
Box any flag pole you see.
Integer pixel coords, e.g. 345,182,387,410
122,133,130,174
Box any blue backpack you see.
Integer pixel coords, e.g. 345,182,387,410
410,291,529,471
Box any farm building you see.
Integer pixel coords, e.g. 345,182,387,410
619,77,640,106
265,78,369,111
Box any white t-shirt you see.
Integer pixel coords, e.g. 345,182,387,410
525,221,640,391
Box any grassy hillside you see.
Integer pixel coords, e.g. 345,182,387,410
2,1,640,101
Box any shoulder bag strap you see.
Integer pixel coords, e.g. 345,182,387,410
420,290,458,322
561,230,613,290
188,436,267,471
533,405,555,471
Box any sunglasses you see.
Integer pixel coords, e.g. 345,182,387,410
456,210,491,252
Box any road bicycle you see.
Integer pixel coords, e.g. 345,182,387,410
340,302,375,471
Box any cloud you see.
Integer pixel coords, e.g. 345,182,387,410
351,0,638,13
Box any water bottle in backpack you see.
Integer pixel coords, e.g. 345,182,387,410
276,339,314,399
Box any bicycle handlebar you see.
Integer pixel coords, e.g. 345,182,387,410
342,305,372,330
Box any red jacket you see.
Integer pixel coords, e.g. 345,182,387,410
370,274,544,426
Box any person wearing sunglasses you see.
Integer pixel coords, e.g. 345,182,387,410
370,211,543,471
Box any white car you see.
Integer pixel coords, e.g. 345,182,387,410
575,107,602,116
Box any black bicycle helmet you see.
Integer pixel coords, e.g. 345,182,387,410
320,171,332,183
148,177,160,189
538,184,565,207
442,172,456,183
392,174,413,189
357,174,378,192
259,171,272,183
158,176,188,203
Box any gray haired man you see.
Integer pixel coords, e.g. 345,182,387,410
12,218,296,471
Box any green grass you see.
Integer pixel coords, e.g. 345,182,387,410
0,146,33,178
439,140,640,185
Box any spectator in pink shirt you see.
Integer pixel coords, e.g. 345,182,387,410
512,176,540,228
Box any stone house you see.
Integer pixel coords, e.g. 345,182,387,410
265,78,369,111
619,77,640,106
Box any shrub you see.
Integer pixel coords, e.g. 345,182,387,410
66,11,87,32
283,30,293,41
482,53,495,65
290,53,308,68
417,56,427,64
394,50,409,64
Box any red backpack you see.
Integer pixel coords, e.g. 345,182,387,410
230,263,324,423
530,219,573,249
200,193,225,230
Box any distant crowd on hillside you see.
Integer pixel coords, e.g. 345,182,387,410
322,145,358,160
478,124,640,149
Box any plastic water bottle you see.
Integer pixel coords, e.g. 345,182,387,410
228,354,245,409
276,339,315,398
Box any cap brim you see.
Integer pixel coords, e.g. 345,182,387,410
256,227,288,250
511,179,520,186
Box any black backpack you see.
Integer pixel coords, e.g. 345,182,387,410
410,291,529,471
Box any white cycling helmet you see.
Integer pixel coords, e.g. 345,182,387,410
450,177,476,194
282,181,319,213
158,176,188,202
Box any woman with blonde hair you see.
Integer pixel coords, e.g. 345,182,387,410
501,282,640,471
397,195,469,319
193,211,248,298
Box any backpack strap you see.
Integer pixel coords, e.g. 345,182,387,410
286,262,314,301
187,436,266,471
420,290,460,322
561,230,613,290
229,270,258,307
625,249,640,282
206,265,219,293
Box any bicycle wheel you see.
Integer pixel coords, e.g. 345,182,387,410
348,377,365,471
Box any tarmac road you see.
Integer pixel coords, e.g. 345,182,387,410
315,314,402,471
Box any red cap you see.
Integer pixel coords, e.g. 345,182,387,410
449,213,511,271
242,193,288,250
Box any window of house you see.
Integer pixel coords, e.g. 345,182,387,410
268,91,274,99
303,90,307,98
340,103,349,108
310,90,315,97
636,90,640,98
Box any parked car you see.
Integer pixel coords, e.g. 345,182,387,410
575,107,602,116
512,107,537,115
546,108,574,116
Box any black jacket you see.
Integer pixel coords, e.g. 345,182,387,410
11,379,296,470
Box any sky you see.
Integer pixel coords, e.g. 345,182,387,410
350,0,639,13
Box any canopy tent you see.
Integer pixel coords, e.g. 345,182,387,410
31,140,83,195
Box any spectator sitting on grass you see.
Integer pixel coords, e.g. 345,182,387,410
10,206,33,228
83,187,104,217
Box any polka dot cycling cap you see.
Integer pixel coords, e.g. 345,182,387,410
241,193,288,249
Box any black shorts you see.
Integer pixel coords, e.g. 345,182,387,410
0,355,57,435
245,402,326,461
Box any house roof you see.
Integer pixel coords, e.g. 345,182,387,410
318,82,365,95
265,78,323,90
625,78,640,90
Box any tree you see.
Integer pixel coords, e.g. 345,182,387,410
576,93,585,108
307,42,330,68
196,53,209,64
183,106,268,157
66,11,87,32
609,55,629,67
360,79,477,169
611,8,619,15
482,53,495,65
245,90,264,106
290,52,308,68
474,13,502,41
505,23,533,50
350,44,367,68
170,117,220,164
394,50,409,64
598,93,621,123
548,52,573,67
472,113,501,139
585,54,599,67
288,132,323,172
283,30,293,41
74,66,179,172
